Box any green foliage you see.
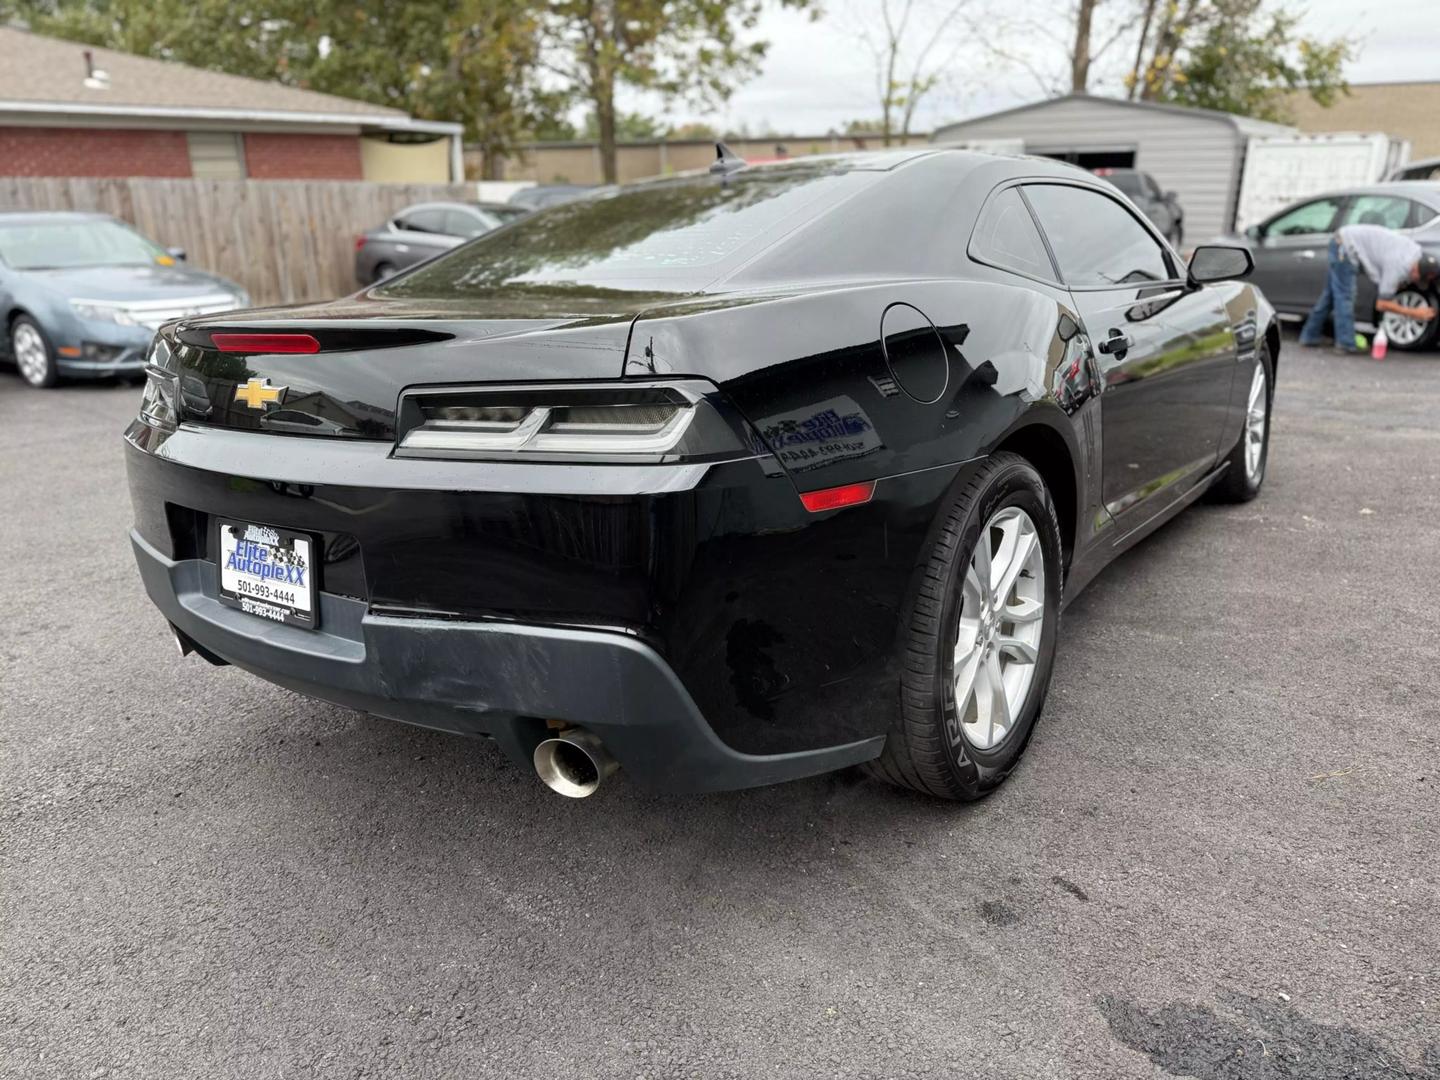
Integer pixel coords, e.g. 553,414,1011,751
11,0,562,174
542,0,815,181
667,120,720,140
582,110,666,141
15,0,300,81
1138,0,1350,122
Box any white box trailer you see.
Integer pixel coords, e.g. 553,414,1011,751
1235,133,1411,230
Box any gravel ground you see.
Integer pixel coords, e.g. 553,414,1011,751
2,334,1438,1079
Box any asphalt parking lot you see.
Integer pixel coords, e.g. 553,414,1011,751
2,333,1438,1079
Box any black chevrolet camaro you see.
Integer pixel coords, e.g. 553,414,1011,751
125,149,1278,800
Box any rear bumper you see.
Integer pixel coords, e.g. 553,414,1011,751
131,529,883,793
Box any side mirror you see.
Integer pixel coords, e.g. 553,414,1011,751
1189,244,1254,283
1244,224,1262,242
166,246,187,262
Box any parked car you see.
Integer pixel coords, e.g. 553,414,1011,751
354,201,528,284
507,184,603,211
1222,182,1440,351
1388,156,1440,182
1,212,248,388
126,149,1276,801
1093,167,1184,247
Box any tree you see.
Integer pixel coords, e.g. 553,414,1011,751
1129,0,1350,122
541,0,813,184
972,0,1139,96
301,1,560,179
973,0,1349,119
12,0,560,179
853,0,971,145
582,109,665,140
668,120,720,139
13,0,299,81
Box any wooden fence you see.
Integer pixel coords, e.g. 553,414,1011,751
0,177,471,305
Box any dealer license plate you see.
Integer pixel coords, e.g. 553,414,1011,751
216,519,317,629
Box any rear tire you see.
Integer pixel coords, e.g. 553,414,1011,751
866,453,1063,801
1209,345,1273,503
372,262,396,283
11,315,58,388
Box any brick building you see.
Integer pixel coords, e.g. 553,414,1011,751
0,26,462,182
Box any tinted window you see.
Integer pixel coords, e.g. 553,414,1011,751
1342,195,1413,229
1264,197,1343,237
1023,184,1172,286
397,208,450,234
445,209,491,237
383,167,861,295
971,188,1055,280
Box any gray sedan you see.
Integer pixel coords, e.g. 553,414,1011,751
1222,182,1440,351
1,212,248,388
354,201,528,284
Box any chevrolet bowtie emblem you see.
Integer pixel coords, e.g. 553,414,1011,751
234,377,286,410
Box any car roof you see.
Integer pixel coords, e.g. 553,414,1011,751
1299,182,1440,207
0,210,113,225
397,201,476,214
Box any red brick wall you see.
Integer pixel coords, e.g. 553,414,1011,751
243,132,363,179
0,127,192,177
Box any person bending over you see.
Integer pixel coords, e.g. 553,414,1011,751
1300,223,1439,353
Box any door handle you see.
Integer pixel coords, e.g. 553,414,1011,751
1096,329,1133,356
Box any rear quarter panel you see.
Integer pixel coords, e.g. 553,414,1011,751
627,279,1098,753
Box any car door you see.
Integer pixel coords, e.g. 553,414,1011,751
1249,195,1347,312
389,207,460,269
1023,182,1236,528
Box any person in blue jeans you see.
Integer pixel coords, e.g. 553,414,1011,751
1300,224,1439,353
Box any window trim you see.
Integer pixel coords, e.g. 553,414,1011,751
1340,193,1430,232
1257,195,1351,240
966,180,1063,287
1018,179,1185,292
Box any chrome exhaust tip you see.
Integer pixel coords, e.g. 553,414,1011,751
533,730,618,798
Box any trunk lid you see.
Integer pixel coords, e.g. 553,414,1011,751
167,291,656,439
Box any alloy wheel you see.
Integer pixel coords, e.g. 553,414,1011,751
952,506,1046,751
1380,289,1432,347
1244,361,1268,484
13,322,49,386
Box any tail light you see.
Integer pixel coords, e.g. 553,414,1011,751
355,234,367,251
138,336,179,430
394,382,759,463
211,333,320,354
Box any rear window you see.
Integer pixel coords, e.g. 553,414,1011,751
382,167,864,295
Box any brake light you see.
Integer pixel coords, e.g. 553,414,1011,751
355,234,367,251
799,481,876,513
393,382,757,463
211,333,321,354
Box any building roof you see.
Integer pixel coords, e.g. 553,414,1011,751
934,93,1294,141
0,26,458,134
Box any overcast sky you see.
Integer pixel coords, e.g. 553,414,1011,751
630,0,1438,136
